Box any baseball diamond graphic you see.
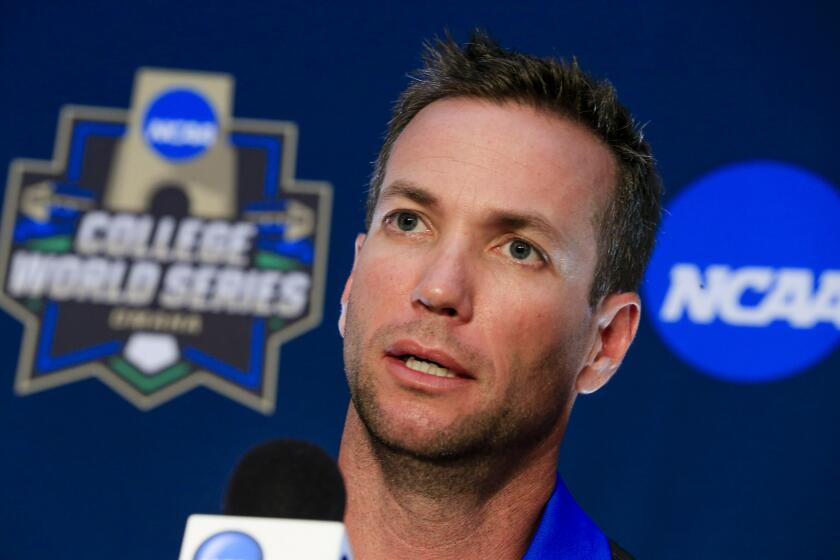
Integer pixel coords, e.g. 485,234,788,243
0,68,332,413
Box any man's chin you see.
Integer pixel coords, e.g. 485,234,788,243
369,424,483,463
355,397,503,462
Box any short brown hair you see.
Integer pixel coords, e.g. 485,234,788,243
365,30,662,306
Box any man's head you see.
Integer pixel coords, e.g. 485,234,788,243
340,32,660,467
367,31,660,307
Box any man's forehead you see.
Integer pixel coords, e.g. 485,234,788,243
393,98,614,168
378,98,615,238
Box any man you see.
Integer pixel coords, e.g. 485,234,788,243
337,31,660,559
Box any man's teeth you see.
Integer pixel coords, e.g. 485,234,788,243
404,356,456,378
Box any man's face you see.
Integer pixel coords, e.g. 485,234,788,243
340,98,616,460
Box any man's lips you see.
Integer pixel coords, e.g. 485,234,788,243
384,339,473,379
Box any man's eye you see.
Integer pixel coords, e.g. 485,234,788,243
386,211,427,233
502,238,543,263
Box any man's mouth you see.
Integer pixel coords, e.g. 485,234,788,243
400,355,457,378
385,341,472,381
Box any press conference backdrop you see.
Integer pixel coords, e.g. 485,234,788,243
1,1,837,558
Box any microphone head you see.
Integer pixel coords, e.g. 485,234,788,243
223,438,346,522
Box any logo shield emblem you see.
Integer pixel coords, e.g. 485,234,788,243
0,68,332,413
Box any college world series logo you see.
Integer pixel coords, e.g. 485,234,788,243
0,68,332,413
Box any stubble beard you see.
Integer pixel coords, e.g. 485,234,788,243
342,301,576,500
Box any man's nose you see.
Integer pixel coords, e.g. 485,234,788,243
410,241,474,322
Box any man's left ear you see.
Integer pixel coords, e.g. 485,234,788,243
576,292,641,395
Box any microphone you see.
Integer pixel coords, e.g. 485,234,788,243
179,439,352,560
224,438,346,520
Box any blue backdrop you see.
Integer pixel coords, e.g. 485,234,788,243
1,1,837,558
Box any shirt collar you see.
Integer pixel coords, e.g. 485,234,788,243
522,475,611,560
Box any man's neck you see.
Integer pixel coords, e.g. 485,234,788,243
338,407,565,560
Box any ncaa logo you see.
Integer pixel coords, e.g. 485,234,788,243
644,161,840,382
143,87,219,161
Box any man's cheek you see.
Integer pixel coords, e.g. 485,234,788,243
357,256,415,302
502,294,557,337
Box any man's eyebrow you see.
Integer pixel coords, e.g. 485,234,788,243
487,209,568,246
379,181,569,246
379,180,439,208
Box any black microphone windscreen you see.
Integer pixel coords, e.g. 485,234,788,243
223,438,346,522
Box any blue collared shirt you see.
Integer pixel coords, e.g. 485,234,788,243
522,475,612,560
